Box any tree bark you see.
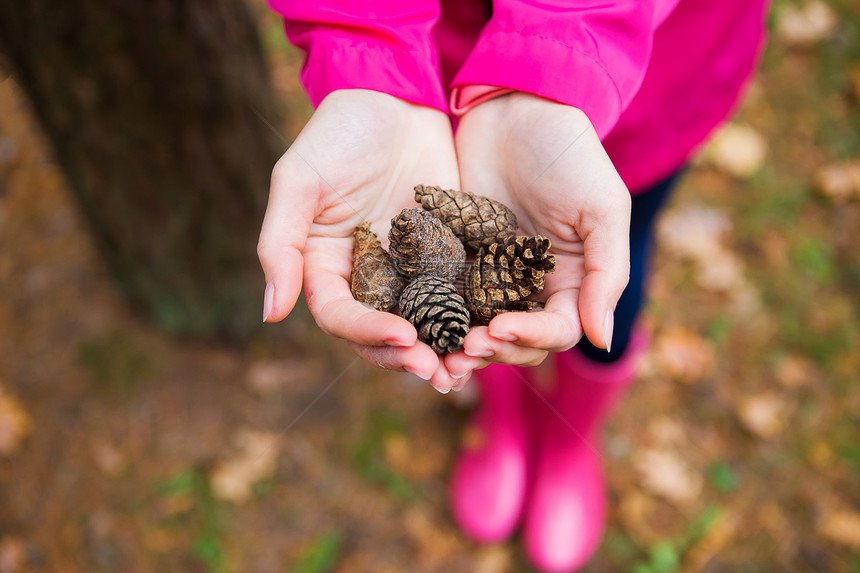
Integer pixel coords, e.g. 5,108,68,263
0,0,285,342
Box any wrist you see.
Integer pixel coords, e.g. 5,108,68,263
319,89,451,124
461,91,593,137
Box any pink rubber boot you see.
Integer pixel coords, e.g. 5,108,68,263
449,363,531,543
523,330,648,572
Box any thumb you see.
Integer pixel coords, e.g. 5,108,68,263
577,191,631,351
257,151,320,323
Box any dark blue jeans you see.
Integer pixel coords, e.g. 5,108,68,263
577,173,680,363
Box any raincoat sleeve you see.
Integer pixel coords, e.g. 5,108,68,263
450,0,682,138
267,1,448,113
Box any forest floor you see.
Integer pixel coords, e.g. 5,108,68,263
1,1,859,572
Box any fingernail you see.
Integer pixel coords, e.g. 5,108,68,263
490,331,518,342
450,372,468,380
465,349,495,358
384,337,412,347
604,310,614,353
263,282,274,323
434,386,451,395
404,366,431,381
453,373,472,391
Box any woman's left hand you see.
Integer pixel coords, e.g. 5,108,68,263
444,93,632,388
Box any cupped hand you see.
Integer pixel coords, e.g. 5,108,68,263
445,93,631,383
257,89,462,391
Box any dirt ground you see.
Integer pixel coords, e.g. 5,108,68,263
1,1,859,572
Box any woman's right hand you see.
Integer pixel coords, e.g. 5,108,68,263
257,89,464,391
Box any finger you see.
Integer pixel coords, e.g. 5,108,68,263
444,350,488,380
443,351,484,393
257,151,320,322
486,288,583,352
462,326,549,367
429,359,463,394
451,370,473,392
305,263,417,347
348,341,439,381
578,191,631,351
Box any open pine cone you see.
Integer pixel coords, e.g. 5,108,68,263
399,275,470,354
414,184,518,251
464,235,557,324
350,222,405,312
388,208,466,282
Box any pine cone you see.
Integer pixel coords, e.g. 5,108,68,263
389,208,466,282
464,235,557,324
399,275,470,354
350,222,405,312
414,184,518,251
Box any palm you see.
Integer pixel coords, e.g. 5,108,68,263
463,107,594,305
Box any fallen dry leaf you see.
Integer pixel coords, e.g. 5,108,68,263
657,204,756,305
814,161,860,201
0,385,31,456
0,137,17,166
736,393,790,440
776,1,838,47
473,545,513,573
848,68,860,100
700,123,767,178
695,250,747,293
143,528,180,554
757,502,799,563
683,511,738,572
760,229,791,271
246,359,322,396
0,537,25,573
633,447,703,506
653,328,716,383
383,434,447,481
403,506,462,567
210,428,280,502
728,283,761,318
156,494,194,520
807,440,834,469
619,489,660,545
658,205,732,263
383,434,411,473
648,416,686,446
774,355,817,388
817,510,860,549
91,440,127,478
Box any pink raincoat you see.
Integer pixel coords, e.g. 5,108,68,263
268,0,768,194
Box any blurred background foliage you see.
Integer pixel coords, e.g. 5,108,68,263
0,0,858,571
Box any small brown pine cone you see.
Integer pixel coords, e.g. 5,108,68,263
350,222,405,312
414,184,518,251
388,208,466,282
464,235,557,324
399,275,470,354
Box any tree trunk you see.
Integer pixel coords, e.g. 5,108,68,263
0,0,286,342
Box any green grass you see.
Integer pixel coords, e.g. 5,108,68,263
629,541,680,573
625,506,724,573
351,407,418,501
153,469,229,573
705,314,734,348
792,236,837,286
707,462,740,493
77,330,153,396
292,531,343,573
